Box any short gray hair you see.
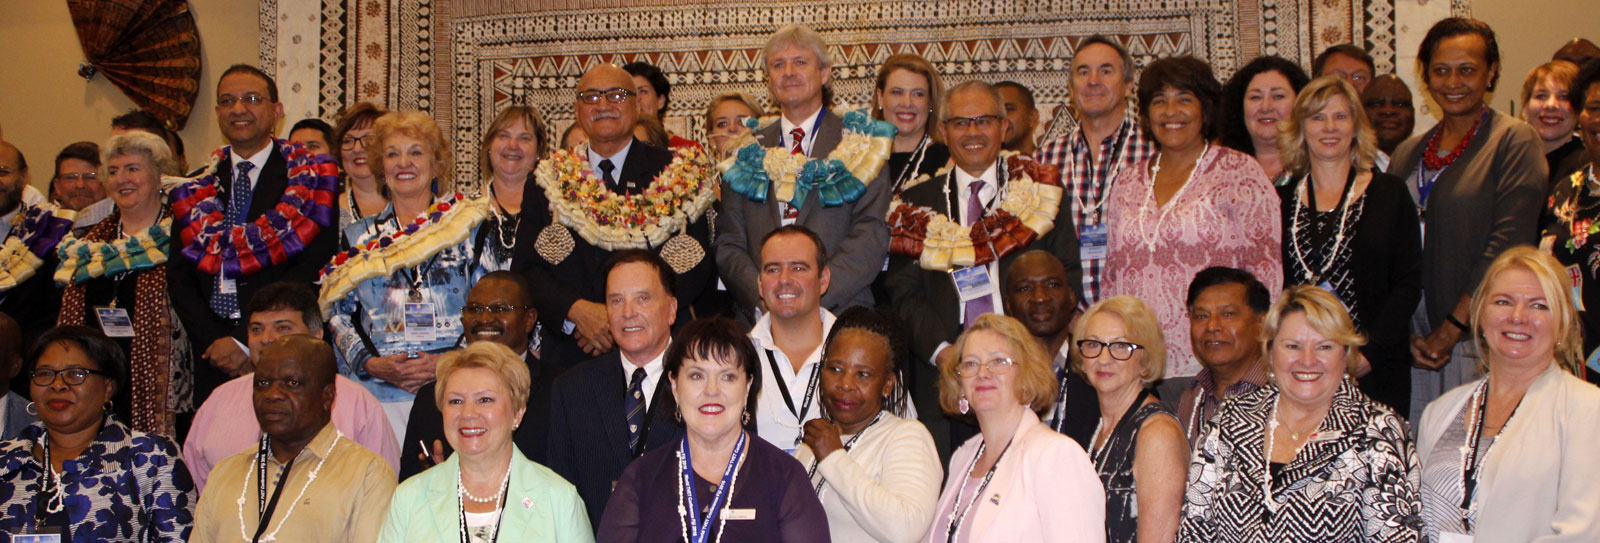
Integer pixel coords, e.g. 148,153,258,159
941,80,1005,124
763,24,832,70
1071,35,1138,85
104,131,175,177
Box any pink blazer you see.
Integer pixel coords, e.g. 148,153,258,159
924,410,1106,542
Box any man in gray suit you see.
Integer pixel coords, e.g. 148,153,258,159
714,24,893,324
0,313,37,440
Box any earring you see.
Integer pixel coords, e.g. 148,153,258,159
741,411,751,426
959,396,970,414
104,400,114,413
25,402,36,416
674,409,683,424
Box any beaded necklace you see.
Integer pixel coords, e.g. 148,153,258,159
1416,107,1488,207
1289,169,1359,284
1458,379,1523,531
235,431,343,542
1137,143,1209,252
891,134,932,194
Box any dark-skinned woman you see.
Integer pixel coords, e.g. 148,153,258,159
793,307,940,542
0,325,196,541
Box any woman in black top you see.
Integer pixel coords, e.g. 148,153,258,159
1276,75,1422,413
1540,60,1600,384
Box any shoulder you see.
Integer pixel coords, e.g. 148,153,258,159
1547,369,1600,411
335,375,385,406
125,427,183,458
879,413,937,443
556,353,619,386
1018,418,1091,463
392,460,447,502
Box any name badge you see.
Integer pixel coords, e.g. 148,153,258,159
1305,429,1344,444
1079,223,1109,261
13,525,66,543
219,275,237,294
95,307,136,338
403,303,438,342
950,265,996,302
1437,532,1472,543
723,508,757,521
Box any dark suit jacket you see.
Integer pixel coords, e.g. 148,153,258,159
512,139,713,366
545,351,683,529
0,251,61,357
884,161,1083,363
397,351,564,481
714,110,893,323
167,140,341,398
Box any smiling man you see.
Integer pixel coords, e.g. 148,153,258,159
0,141,65,352
191,335,396,543
513,63,714,367
748,225,835,450
1362,75,1416,156
398,271,564,479
1175,267,1270,446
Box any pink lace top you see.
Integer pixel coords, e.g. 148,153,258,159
1104,146,1283,378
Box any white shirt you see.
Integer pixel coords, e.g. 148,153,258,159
792,413,944,543
951,161,1005,329
619,343,666,411
751,308,836,450
229,144,273,192
779,107,824,157
586,139,635,178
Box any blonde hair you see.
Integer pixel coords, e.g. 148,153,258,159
871,53,946,143
104,131,175,177
1278,75,1379,175
479,105,548,177
1469,246,1583,375
1520,60,1580,107
365,111,455,195
1072,295,1167,385
1261,285,1367,374
939,313,1058,416
702,92,764,133
434,342,532,411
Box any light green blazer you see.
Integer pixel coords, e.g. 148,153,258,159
378,449,594,543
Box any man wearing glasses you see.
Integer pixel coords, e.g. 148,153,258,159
47,142,104,212
885,81,1081,457
398,271,564,480
512,62,714,366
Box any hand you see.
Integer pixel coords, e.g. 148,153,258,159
366,353,438,393
204,338,252,377
1354,353,1373,378
416,439,447,468
1410,325,1459,371
801,418,845,461
568,300,613,354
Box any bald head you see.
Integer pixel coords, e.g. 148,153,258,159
0,141,26,217
576,63,640,156
257,335,337,388
0,312,20,385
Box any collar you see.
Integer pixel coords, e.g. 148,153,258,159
230,143,275,184
620,340,669,375
750,307,838,353
270,422,341,466
586,139,635,171
780,108,825,151
1188,361,1271,402
954,161,1000,188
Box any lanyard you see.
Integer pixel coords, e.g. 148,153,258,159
253,434,298,543
1459,380,1521,528
765,349,822,446
1290,168,1358,284
35,433,67,528
680,431,748,543
457,479,509,543
1050,363,1071,433
807,411,885,494
945,439,1013,543
1071,123,1130,224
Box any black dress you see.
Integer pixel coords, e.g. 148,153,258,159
1091,394,1174,543
1278,171,1421,413
1541,164,1600,384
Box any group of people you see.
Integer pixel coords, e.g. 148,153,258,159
0,15,1598,543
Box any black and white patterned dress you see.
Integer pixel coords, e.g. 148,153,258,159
1090,395,1176,543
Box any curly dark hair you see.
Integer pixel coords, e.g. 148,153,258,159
822,306,912,418
1136,56,1225,147
1220,56,1310,155
1572,60,1600,118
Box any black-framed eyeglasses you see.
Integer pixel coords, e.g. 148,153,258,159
31,367,110,387
942,115,1000,131
1077,340,1143,361
577,89,635,104
340,135,370,150
462,303,529,316
55,173,99,183
217,94,269,108
955,357,1016,376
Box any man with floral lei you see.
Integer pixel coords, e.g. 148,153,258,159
884,80,1080,454
0,140,75,349
716,24,897,326
512,63,717,366
168,64,341,411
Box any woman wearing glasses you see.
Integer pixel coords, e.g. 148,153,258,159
331,102,389,246
924,313,1105,542
0,325,196,541
1075,296,1187,543
1177,286,1421,542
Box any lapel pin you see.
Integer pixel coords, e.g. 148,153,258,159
989,493,1001,505
523,497,535,509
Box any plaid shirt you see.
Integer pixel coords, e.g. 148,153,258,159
1035,111,1156,305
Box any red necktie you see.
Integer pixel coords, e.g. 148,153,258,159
789,127,805,156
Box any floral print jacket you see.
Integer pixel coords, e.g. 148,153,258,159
0,419,195,542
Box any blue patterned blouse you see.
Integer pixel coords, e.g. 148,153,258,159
0,418,195,542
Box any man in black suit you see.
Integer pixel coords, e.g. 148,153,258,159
513,63,713,366
399,271,563,480
715,24,893,324
885,81,1081,456
545,249,684,527
168,64,340,419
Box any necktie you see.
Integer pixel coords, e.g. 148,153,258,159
625,367,647,452
789,127,806,156
599,159,618,190
210,161,255,319
963,179,993,328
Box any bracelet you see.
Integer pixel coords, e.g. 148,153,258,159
1445,314,1469,332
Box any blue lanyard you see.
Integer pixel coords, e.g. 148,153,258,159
680,431,747,543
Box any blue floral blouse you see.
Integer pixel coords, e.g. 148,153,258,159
0,419,195,542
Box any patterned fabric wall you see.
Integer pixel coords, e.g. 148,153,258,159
261,0,1446,187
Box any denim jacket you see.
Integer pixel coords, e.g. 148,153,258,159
328,200,503,402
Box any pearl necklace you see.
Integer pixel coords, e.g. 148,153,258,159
1137,143,1209,252
677,435,746,543
1262,397,1322,515
1457,379,1522,530
488,182,519,251
458,459,513,503
1290,171,1358,284
236,431,343,543
891,134,932,194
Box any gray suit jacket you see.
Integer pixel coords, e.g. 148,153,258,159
713,109,893,321
2,391,35,441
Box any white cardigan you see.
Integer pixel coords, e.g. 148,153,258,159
793,412,943,543
1418,364,1600,542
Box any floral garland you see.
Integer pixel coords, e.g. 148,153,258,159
887,152,1064,271
316,192,492,316
54,215,173,285
537,144,717,250
0,203,76,291
170,139,340,277
719,109,895,209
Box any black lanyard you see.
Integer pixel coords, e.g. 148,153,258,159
253,435,298,543
945,439,1013,543
807,411,885,494
764,349,821,446
1460,385,1521,515
458,478,510,543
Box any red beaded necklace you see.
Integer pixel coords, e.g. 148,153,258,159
1421,106,1488,171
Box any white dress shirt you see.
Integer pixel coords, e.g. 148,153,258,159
619,344,666,411
751,308,836,450
780,107,824,156
928,161,1007,364
229,144,273,191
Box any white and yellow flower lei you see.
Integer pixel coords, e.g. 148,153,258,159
537,144,717,250
719,109,896,209
890,152,1063,271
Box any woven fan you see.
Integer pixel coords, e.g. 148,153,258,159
69,0,202,129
